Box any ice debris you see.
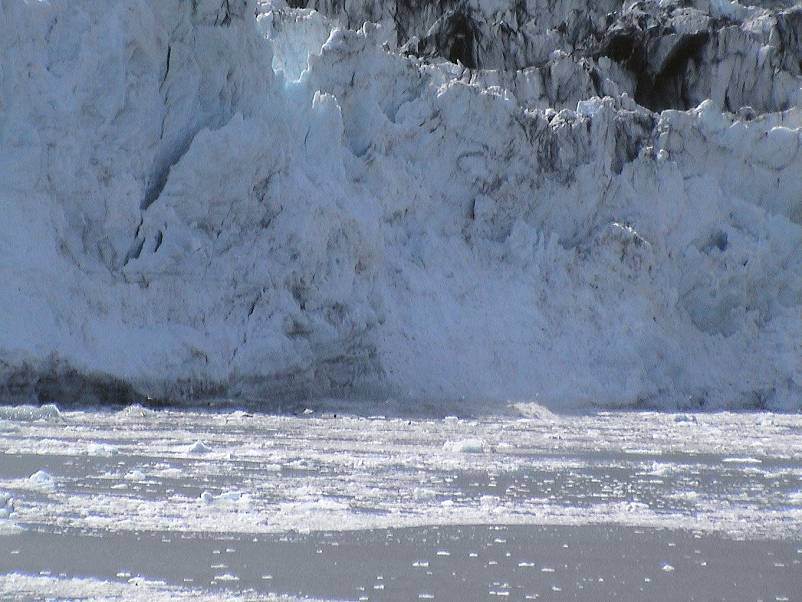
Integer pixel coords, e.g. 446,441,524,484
443,439,488,454
187,441,213,454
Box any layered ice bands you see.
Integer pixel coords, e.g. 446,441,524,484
0,0,800,409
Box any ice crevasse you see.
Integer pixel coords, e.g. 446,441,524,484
0,0,800,410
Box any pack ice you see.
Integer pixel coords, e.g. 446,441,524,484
0,0,800,409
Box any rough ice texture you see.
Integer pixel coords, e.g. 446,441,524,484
0,0,800,410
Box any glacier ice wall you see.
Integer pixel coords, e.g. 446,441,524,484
0,0,800,409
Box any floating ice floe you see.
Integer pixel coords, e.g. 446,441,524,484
443,439,488,454
200,490,251,508
0,492,14,520
124,469,147,481
28,470,55,490
187,441,213,454
85,443,120,456
119,404,156,418
0,491,22,537
0,573,297,601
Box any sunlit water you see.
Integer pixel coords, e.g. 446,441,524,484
1,403,801,600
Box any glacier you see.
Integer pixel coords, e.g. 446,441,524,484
0,0,800,410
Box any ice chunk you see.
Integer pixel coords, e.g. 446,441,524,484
187,441,213,454
200,490,250,508
85,443,119,456
0,493,14,519
576,97,605,118
0,405,61,422
119,405,155,418
443,439,488,453
28,470,55,489
124,469,147,481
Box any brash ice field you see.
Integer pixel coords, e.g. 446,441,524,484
1,403,801,600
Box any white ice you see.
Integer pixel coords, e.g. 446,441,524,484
0,0,799,409
0,405,800,540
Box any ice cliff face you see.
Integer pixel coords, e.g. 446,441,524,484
0,0,800,409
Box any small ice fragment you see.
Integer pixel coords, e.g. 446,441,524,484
303,408,314,415
0,420,17,433
86,443,119,456
721,457,761,464
0,494,14,519
187,441,213,454
436,550,450,556
120,404,155,418
201,490,249,507
156,467,183,478
662,564,675,572
443,439,487,453
28,470,55,488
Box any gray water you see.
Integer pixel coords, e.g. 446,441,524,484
2,523,801,600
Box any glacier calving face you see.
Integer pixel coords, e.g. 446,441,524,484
0,0,800,409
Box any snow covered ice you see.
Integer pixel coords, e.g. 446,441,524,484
0,0,800,409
